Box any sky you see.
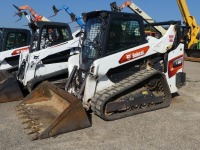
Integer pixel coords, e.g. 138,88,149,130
0,0,199,32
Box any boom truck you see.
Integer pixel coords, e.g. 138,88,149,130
176,0,200,61
15,10,186,140
0,5,84,103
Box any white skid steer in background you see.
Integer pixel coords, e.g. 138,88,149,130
0,5,84,103
0,28,31,80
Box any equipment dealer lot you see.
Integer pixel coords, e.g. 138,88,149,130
0,61,199,150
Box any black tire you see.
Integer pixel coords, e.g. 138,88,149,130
190,43,197,49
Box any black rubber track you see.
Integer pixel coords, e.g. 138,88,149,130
91,69,172,121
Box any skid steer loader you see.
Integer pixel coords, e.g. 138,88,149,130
0,21,82,103
0,4,85,103
0,28,31,80
0,5,51,102
0,5,48,103
16,10,186,140
2,3,51,75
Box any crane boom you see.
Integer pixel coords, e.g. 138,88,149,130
177,0,194,25
52,5,85,29
13,4,49,22
176,0,200,49
119,1,166,36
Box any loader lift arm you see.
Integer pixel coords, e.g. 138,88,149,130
110,1,166,36
13,4,49,22
14,10,32,23
51,5,85,29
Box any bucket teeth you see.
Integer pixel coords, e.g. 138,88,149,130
24,125,32,129
22,119,32,124
22,115,41,129
17,111,26,116
17,109,31,116
15,81,92,140
24,121,40,129
28,130,35,135
20,107,32,113
16,104,26,111
24,120,36,128
29,117,38,121
16,107,24,111
18,110,36,119
31,134,39,141
17,105,34,113
28,128,39,135
30,130,41,141
19,114,29,119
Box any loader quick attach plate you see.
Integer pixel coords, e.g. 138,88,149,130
16,81,91,140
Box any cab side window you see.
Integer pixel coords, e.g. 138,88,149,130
15,33,28,48
106,19,142,55
6,33,15,50
5,32,28,50
40,26,72,50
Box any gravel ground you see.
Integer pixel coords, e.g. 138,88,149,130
0,61,200,150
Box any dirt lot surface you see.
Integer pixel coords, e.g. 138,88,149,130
0,61,200,150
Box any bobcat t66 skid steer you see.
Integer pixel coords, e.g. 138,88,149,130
0,28,30,80
16,10,186,140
